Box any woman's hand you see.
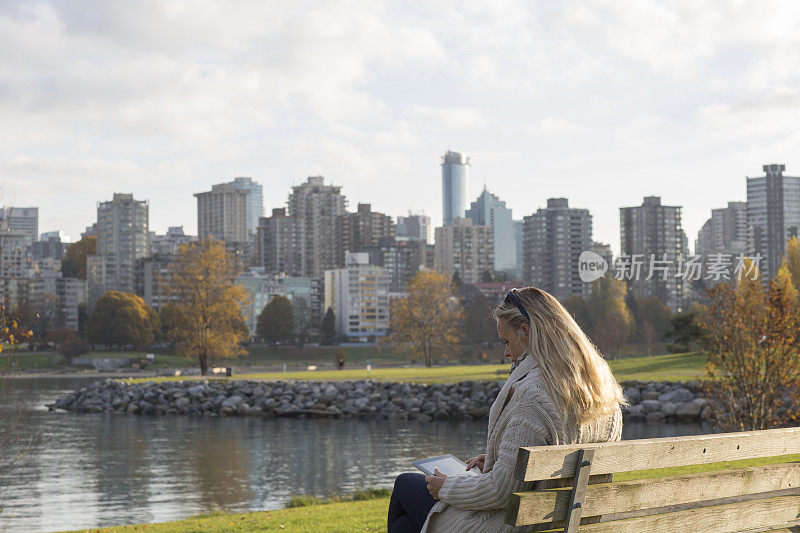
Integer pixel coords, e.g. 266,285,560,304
465,454,486,473
425,468,448,500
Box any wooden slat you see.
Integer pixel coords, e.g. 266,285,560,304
507,462,800,526
524,495,800,533
570,495,800,533
515,426,800,481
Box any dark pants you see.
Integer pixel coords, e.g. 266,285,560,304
387,472,438,533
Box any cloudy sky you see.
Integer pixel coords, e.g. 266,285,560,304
3,0,800,255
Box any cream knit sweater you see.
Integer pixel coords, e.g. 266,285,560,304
419,354,623,533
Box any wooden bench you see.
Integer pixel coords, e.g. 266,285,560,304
505,426,800,532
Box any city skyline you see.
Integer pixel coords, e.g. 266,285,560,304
4,2,800,257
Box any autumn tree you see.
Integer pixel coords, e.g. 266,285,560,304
785,236,800,297
586,276,634,359
86,291,161,348
699,259,800,430
61,236,97,279
163,237,251,375
321,307,336,345
257,295,294,344
390,270,462,367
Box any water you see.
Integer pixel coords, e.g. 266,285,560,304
0,377,713,532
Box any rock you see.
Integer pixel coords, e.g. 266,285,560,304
625,404,645,421
641,400,662,414
660,401,677,417
676,398,707,420
643,390,661,400
221,395,243,408
624,387,641,404
175,397,191,408
646,411,666,422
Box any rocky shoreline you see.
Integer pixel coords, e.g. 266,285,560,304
49,378,714,423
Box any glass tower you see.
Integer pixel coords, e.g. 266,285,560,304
441,151,469,226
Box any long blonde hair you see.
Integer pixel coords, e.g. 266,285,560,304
493,287,626,424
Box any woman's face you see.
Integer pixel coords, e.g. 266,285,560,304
497,319,528,362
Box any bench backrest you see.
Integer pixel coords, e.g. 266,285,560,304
505,426,800,532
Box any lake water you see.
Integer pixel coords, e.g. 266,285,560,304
0,377,714,532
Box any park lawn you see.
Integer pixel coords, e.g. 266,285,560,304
0,352,62,371
65,452,800,533
66,498,388,532
125,352,708,385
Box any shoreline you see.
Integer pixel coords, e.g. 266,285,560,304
49,376,715,423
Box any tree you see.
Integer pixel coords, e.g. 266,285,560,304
0,285,35,485
163,237,251,375
86,291,161,348
23,294,65,343
389,270,462,367
635,296,673,355
586,276,634,358
699,259,800,430
480,270,493,283
257,295,294,344
562,295,591,333
60,236,97,279
665,307,708,353
785,236,800,298
457,283,497,346
321,307,336,346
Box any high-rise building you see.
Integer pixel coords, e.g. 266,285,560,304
696,201,748,257
433,217,494,284
88,193,149,307
230,177,264,240
466,186,517,276
367,237,427,292
513,220,523,279
337,203,394,263
255,208,303,276
288,176,348,278
323,252,390,340
31,231,70,262
619,196,685,311
195,181,249,244
522,198,593,301
0,207,38,245
747,164,800,280
442,151,469,226
0,230,31,280
396,213,431,243
135,253,175,312
29,270,80,331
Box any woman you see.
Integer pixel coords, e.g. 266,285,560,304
387,287,625,533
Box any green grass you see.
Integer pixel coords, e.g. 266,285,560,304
124,352,708,385
0,353,62,371
64,453,800,533
609,351,708,382
65,498,387,532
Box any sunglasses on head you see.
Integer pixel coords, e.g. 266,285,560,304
504,289,531,322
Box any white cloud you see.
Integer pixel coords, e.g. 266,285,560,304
2,0,800,255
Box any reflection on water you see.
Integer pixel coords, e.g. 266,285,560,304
0,377,712,532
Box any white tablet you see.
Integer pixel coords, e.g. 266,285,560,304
412,454,479,476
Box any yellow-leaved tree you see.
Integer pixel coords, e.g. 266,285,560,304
164,237,251,375
389,270,462,367
700,258,800,430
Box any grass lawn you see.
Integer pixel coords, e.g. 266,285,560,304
64,452,800,533
125,352,708,385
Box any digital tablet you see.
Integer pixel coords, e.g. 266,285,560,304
412,454,479,476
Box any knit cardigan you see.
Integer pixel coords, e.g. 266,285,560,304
419,354,623,533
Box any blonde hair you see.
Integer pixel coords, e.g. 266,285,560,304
493,287,626,424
